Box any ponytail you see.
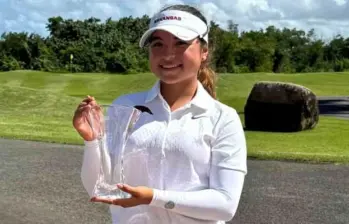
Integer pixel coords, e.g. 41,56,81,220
197,40,217,99
198,63,217,99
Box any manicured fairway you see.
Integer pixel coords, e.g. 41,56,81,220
1,70,348,163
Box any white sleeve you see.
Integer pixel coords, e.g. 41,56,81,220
149,109,247,221
80,139,101,198
81,133,113,198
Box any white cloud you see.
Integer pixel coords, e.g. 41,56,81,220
0,0,349,39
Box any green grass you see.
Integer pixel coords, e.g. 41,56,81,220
1,70,349,164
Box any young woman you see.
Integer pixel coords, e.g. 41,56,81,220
73,4,247,224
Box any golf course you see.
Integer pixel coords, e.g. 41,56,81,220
1,70,348,164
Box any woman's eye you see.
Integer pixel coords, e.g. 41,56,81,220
176,41,188,46
150,42,162,48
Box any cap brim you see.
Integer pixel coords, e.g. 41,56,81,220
139,25,199,48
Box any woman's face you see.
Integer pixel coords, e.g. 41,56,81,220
148,30,208,85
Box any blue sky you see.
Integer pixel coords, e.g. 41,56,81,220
1,0,349,40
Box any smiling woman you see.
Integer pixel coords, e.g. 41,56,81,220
73,4,247,224
141,4,216,100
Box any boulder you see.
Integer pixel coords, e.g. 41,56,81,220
244,81,319,132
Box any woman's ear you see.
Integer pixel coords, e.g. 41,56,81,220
201,46,209,62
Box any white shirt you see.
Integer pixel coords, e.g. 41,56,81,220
80,80,248,224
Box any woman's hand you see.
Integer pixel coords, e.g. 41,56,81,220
90,184,154,208
72,95,102,141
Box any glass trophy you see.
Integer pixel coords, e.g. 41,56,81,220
87,104,142,200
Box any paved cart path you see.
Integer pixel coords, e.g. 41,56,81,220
318,96,349,119
1,138,348,224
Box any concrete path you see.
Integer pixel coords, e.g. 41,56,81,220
1,138,348,224
317,96,349,119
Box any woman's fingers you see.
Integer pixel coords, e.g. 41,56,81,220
76,95,99,112
72,95,104,141
75,105,91,116
80,96,100,111
80,95,95,105
90,197,113,204
82,97,93,104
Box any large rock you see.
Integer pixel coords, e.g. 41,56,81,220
244,81,319,132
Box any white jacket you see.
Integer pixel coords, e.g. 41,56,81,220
81,80,247,224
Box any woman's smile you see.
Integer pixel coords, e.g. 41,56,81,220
159,64,183,73
160,64,182,69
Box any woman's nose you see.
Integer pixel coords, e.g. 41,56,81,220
163,45,176,60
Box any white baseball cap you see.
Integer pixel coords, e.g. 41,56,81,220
139,9,209,48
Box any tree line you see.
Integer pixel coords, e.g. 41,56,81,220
1,15,349,74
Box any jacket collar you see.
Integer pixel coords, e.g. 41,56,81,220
144,79,161,103
145,79,215,112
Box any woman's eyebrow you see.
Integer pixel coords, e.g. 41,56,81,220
149,36,162,42
149,36,181,42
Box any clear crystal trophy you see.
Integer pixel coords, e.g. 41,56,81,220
87,104,142,200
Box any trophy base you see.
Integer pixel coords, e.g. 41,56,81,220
93,183,131,199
